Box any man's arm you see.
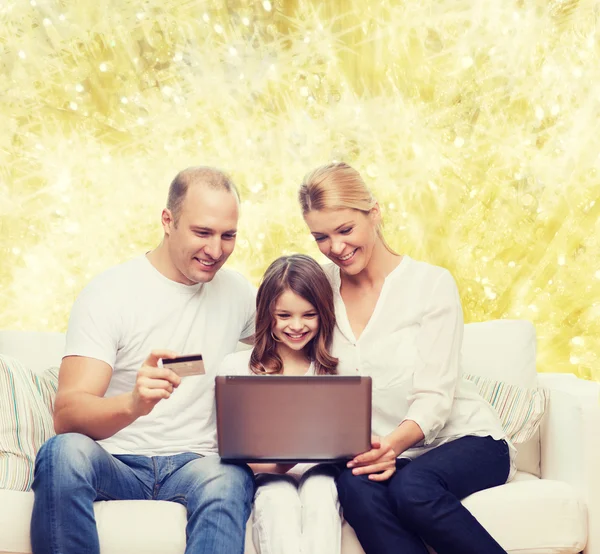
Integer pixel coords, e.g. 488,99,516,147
238,275,256,346
53,350,181,440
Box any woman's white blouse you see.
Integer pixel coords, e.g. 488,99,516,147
324,256,516,478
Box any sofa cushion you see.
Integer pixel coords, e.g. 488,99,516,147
463,320,537,387
463,320,541,475
0,356,58,491
512,431,542,478
461,472,587,554
0,489,33,554
464,373,549,444
0,490,189,554
0,472,585,554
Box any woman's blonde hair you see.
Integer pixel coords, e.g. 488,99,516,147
298,162,395,253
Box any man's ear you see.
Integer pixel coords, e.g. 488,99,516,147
161,208,175,235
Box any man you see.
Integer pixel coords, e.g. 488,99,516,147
31,167,256,554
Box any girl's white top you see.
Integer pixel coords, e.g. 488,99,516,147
323,255,516,480
218,349,317,478
218,349,315,377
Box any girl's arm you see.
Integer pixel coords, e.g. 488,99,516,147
248,463,297,474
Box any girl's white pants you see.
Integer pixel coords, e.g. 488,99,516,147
252,468,341,554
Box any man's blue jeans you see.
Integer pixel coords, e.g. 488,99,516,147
336,435,510,554
30,433,254,554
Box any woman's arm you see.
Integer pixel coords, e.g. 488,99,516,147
402,269,463,445
349,270,464,479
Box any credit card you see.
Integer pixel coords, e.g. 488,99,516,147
159,354,205,377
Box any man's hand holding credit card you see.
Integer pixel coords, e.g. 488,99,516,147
159,354,205,377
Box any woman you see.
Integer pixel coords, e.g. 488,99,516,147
298,162,514,554
218,254,342,554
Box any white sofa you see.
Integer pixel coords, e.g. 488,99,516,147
0,321,598,554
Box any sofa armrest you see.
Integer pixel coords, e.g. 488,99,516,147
538,373,600,554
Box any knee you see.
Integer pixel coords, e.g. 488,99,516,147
254,480,301,517
300,475,338,512
335,470,379,520
33,433,100,492
336,469,368,503
221,462,254,501
36,433,98,470
388,469,445,524
195,458,254,504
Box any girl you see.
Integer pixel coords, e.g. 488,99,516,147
218,254,342,554
298,162,514,554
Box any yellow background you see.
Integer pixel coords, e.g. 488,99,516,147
1,0,599,379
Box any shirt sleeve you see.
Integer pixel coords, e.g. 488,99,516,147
403,270,464,445
239,278,257,341
217,351,251,376
63,282,121,370
216,353,235,376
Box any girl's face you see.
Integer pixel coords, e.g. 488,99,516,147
303,207,379,276
271,289,320,353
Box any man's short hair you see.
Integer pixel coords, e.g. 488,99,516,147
167,166,240,225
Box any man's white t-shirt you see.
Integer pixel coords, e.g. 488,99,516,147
64,255,256,457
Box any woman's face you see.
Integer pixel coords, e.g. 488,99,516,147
304,208,379,276
271,289,320,353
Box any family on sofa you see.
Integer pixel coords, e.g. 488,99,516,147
30,163,515,554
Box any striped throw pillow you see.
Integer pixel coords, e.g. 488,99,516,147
0,355,58,491
464,373,549,444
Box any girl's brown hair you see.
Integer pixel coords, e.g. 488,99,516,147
250,254,338,375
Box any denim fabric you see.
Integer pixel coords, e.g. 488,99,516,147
336,435,510,554
31,433,254,554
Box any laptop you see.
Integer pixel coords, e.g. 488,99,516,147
215,375,372,462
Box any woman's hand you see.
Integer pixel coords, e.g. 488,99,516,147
347,435,398,481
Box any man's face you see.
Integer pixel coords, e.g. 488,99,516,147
164,185,239,285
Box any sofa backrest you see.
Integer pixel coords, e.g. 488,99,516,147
0,320,538,382
0,330,65,374
0,320,541,475
462,319,541,476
